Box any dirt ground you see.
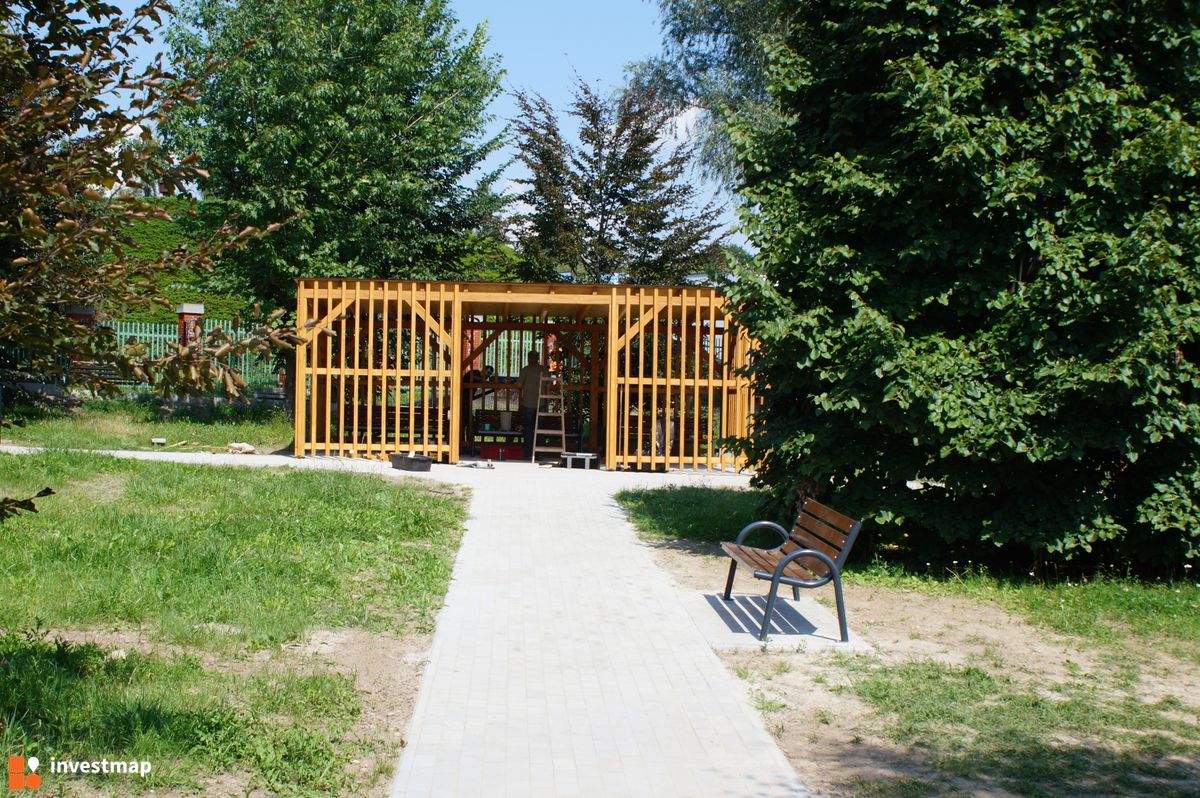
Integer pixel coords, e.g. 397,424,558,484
644,541,1200,798
50,626,430,798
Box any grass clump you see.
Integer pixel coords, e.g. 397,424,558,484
0,629,366,795
2,396,292,452
838,654,1200,797
0,452,465,646
0,452,466,794
616,485,768,547
849,561,1200,655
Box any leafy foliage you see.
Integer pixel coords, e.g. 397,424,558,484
635,0,788,186
0,0,299,399
511,78,725,284
104,197,251,324
727,0,1200,567
164,0,508,313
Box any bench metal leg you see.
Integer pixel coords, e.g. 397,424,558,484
722,559,738,600
832,570,849,642
760,577,782,641
792,585,800,601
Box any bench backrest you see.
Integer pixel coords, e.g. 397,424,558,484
781,497,862,577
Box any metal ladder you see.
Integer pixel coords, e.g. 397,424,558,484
531,373,566,462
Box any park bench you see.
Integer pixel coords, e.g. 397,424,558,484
721,496,862,642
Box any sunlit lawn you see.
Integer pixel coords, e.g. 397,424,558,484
2,397,293,452
0,451,466,795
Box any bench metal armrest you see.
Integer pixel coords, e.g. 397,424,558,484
733,520,789,549
773,548,837,588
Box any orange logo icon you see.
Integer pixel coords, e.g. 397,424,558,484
7,756,41,791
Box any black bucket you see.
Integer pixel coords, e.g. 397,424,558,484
390,453,433,472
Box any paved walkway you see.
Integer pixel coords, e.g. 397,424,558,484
390,462,807,798
1,447,810,796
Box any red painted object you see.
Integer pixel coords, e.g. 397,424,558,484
478,443,524,461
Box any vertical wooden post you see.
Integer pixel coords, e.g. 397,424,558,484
604,289,619,470
436,282,446,461
649,289,660,470
664,290,674,469
700,292,710,468
398,283,408,451
321,282,335,456
634,289,643,470
692,289,701,471
293,281,308,457
588,328,599,452
366,280,378,457
309,282,321,456
380,280,390,456
450,284,463,463
407,281,416,452
344,282,355,457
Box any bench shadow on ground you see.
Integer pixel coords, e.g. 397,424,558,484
704,594,816,637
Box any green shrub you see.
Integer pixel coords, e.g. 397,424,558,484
728,0,1200,569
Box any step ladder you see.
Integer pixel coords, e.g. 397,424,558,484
531,373,567,462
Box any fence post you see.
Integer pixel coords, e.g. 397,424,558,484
176,303,205,349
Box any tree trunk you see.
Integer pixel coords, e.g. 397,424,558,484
282,348,298,454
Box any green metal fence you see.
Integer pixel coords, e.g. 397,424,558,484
109,320,278,390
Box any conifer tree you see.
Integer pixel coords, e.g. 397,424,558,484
512,79,723,284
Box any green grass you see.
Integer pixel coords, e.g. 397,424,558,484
2,397,293,452
0,630,364,795
0,452,465,646
836,653,1200,797
616,485,774,547
0,452,466,794
849,562,1200,656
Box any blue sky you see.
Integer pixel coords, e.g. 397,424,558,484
450,0,664,138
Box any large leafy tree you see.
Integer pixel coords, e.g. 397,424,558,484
728,1,1200,567
165,0,506,305
512,79,724,284
0,0,294,396
635,0,788,186
1,0,297,518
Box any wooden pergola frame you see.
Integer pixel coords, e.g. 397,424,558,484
293,278,755,471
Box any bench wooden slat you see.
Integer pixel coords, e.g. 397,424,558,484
793,512,848,549
781,534,838,573
723,543,826,581
800,497,858,535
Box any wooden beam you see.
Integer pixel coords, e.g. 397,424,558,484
463,328,504,369
301,295,355,342
461,322,600,332
462,291,611,306
407,291,453,352
605,290,619,470
450,284,463,463
615,295,669,350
